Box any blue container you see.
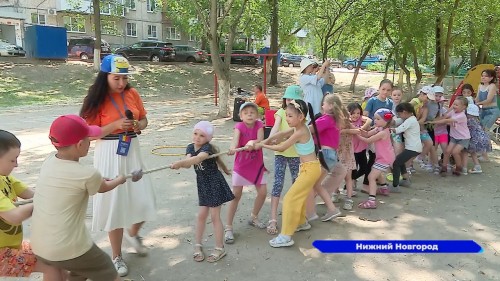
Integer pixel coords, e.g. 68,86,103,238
25,25,68,59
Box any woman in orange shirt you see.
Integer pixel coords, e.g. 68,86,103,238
80,55,156,277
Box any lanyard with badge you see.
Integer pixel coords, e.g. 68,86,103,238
110,91,132,156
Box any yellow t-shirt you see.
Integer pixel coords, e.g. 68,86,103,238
275,108,299,158
361,99,368,111
31,154,102,261
0,176,27,249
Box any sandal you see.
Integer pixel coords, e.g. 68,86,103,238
206,247,226,263
224,226,234,244
266,219,279,235
358,199,377,209
248,214,266,229
193,244,204,262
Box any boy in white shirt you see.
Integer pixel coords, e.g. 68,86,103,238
31,115,141,281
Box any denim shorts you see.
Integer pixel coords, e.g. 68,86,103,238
450,137,470,149
420,131,432,142
480,106,500,130
322,148,338,171
391,132,403,143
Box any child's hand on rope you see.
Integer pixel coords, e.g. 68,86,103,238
170,162,181,170
228,147,237,155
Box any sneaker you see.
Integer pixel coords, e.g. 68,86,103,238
269,234,294,248
339,189,358,197
113,256,128,277
124,231,148,256
343,199,354,210
469,165,483,174
461,167,468,175
389,184,401,193
331,192,340,203
433,166,441,175
415,156,424,165
295,221,312,232
321,208,342,222
399,179,411,187
424,164,434,172
307,213,319,222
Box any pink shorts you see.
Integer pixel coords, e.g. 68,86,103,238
232,171,267,187
435,134,449,144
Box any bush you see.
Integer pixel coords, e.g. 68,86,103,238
366,62,385,72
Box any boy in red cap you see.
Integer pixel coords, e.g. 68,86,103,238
31,115,141,281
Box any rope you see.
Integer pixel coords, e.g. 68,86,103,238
151,145,186,156
127,147,247,178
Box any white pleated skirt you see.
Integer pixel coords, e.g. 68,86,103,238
91,137,157,232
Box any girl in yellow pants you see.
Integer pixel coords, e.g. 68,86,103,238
257,99,322,247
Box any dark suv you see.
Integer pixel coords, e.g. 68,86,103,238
280,54,304,67
67,37,111,60
174,45,207,62
230,50,258,65
115,40,175,62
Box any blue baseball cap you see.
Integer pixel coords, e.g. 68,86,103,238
100,54,134,75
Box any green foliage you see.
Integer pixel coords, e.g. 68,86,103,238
286,43,308,55
366,62,385,72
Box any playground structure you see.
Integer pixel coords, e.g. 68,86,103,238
211,53,278,106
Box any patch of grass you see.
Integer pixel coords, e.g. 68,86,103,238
0,63,96,107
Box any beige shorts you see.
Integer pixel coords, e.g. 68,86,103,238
36,244,117,281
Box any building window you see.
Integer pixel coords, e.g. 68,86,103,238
189,34,197,42
125,0,136,10
147,25,157,39
102,21,118,35
146,0,156,12
64,16,85,33
101,3,111,15
31,13,46,25
126,22,137,37
165,27,180,40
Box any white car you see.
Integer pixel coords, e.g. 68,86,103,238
0,41,26,57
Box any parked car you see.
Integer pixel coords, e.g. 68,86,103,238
173,45,207,62
280,54,304,67
229,50,258,65
67,37,111,60
115,40,176,62
0,40,25,57
342,55,385,70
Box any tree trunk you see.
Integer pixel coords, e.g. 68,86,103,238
411,46,422,95
400,53,412,97
269,0,279,86
435,0,460,85
93,0,101,70
350,35,379,91
434,12,443,76
384,51,393,79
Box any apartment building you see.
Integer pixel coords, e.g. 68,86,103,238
0,0,197,48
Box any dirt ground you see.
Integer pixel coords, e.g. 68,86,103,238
1,60,500,281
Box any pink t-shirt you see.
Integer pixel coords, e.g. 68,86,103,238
374,128,395,165
446,110,470,140
233,120,266,184
314,114,340,149
351,118,368,153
